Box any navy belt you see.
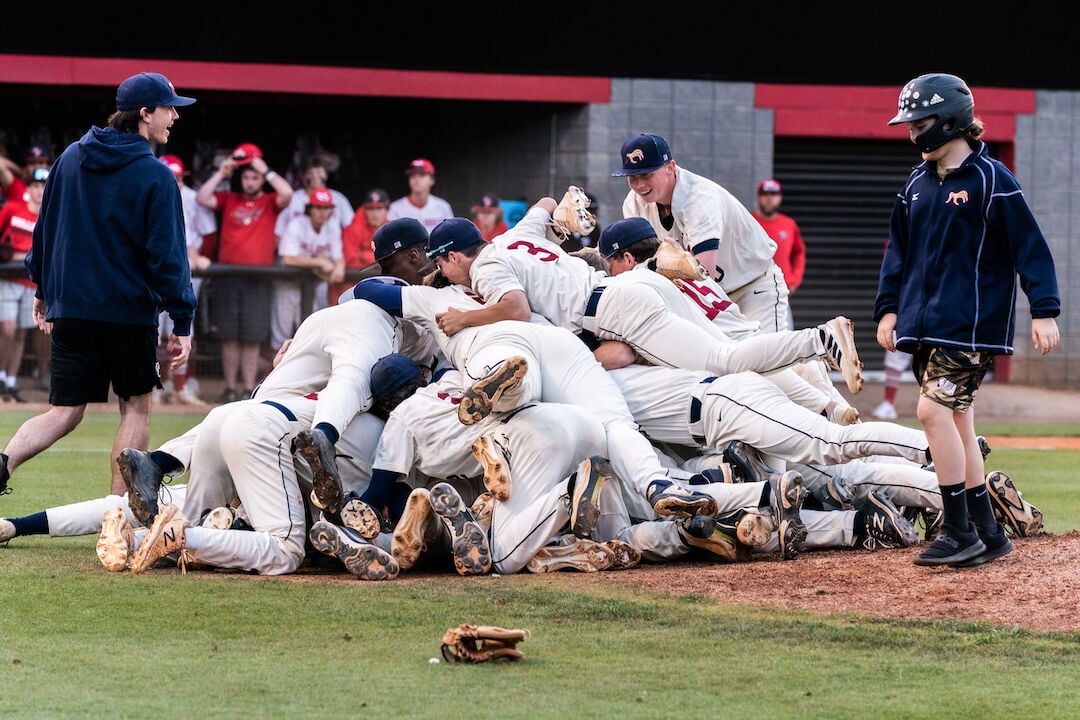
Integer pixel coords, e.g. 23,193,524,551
583,286,605,318
688,376,718,445
262,400,297,421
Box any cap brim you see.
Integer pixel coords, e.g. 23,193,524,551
611,164,663,177
162,96,197,107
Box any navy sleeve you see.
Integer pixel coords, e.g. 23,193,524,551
348,280,404,316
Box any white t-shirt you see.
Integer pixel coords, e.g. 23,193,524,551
387,194,454,233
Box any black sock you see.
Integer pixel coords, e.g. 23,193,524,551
939,482,974,538
852,510,867,542
12,511,49,537
966,485,1000,538
150,451,183,475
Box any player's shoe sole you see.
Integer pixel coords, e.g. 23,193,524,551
390,488,438,571
986,471,1043,537
471,435,511,501
647,480,719,519
430,482,492,576
458,356,528,425
570,455,611,539
821,316,864,394
770,471,808,561
96,507,134,572
294,430,344,514
309,518,399,581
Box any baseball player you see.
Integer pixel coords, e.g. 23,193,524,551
434,201,863,400
613,132,790,332
345,220,720,523
120,296,438,577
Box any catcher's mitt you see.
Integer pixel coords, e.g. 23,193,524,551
650,238,709,281
441,624,528,663
551,186,596,237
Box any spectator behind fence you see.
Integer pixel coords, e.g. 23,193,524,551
387,158,453,232
330,187,388,305
471,192,508,242
752,178,805,330
271,188,344,348
196,141,293,404
2,71,198,498
273,155,354,241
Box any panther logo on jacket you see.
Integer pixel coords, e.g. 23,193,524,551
946,190,969,205
625,149,645,165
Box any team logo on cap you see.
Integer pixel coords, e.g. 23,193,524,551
625,149,646,165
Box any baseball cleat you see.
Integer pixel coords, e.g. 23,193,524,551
309,517,399,581
525,537,640,573
646,480,718,519
570,455,611,539
858,490,920,550
458,356,529,425
117,448,164,526
769,471,807,561
293,428,344,514
819,316,864,394
471,434,512,501
986,471,1043,537
390,488,442,571
339,494,386,540
96,508,135,572
470,491,495,534
199,506,238,530
722,440,776,484
679,512,743,562
129,503,190,574
429,482,491,576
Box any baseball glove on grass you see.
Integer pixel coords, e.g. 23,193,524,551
551,185,596,237
651,238,709,281
441,624,528,663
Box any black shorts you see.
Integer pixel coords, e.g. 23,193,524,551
49,319,161,405
208,275,272,344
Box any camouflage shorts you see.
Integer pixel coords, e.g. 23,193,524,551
911,346,994,412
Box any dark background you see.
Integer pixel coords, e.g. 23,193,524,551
2,4,1073,90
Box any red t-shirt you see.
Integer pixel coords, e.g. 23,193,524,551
0,199,38,288
752,210,806,292
213,191,282,266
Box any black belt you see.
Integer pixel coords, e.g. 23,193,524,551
583,286,605,318
688,375,718,445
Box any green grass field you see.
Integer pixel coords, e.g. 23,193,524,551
2,410,1079,719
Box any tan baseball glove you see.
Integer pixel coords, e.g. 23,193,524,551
441,624,529,663
551,185,596,237
651,238,709,281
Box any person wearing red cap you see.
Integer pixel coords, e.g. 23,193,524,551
470,193,508,242
752,179,805,331
387,158,453,233
271,188,344,352
196,141,293,404
0,143,53,207
331,188,389,305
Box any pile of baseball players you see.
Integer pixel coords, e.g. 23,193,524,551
1,133,1043,579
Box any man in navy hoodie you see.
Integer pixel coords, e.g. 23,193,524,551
0,72,198,499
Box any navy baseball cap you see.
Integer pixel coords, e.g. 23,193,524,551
611,133,673,177
598,217,657,258
372,218,429,263
116,72,196,111
371,354,424,402
427,218,484,259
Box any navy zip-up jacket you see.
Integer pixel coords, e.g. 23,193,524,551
26,126,197,335
874,142,1060,355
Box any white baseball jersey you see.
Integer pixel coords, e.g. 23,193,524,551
622,166,776,292
278,215,343,262
607,364,930,467
274,187,355,238
255,298,438,433
622,166,790,331
469,205,604,333
386,194,454,232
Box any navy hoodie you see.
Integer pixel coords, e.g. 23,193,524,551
27,126,196,335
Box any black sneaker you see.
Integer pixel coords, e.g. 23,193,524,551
570,456,610,539
6,386,25,403
0,452,10,495
117,448,164,526
217,388,239,404
950,525,1014,568
913,530,985,566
